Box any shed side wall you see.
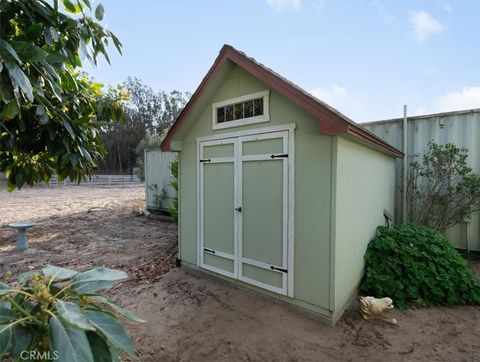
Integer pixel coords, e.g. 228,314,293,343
334,136,396,311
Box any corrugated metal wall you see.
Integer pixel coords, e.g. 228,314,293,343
363,108,480,251
144,149,176,211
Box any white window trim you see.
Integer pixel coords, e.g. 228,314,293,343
212,90,270,130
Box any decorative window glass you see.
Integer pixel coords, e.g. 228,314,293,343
212,90,269,129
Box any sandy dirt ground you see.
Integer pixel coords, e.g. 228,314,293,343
1,186,479,362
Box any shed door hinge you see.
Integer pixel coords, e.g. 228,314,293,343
200,158,211,163
270,154,288,159
204,248,215,254
270,265,288,273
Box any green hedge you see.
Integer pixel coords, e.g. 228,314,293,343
360,224,480,309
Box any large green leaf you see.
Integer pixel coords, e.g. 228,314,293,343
63,118,75,139
95,4,104,21
0,75,14,102
16,272,34,285
46,51,68,65
49,315,94,362
11,326,32,359
0,100,20,120
55,301,95,331
26,23,44,41
74,280,116,295
89,296,146,323
73,268,127,293
74,268,127,284
0,324,12,356
0,282,12,296
0,308,14,323
11,41,48,62
62,0,83,14
4,61,33,102
43,265,78,281
86,332,113,362
85,310,136,358
0,39,22,64
110,34,122,55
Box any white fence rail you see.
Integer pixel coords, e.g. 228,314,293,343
43,174,142,187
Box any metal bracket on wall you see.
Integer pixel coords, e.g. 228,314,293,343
270,265,288,273
270,154,288,159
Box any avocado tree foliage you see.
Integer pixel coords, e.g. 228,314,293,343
0,0,127,191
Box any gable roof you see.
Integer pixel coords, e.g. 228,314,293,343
160,45,403,158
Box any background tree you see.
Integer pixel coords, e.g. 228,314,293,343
99,77,190,173
407,142,480,231
0,0,126,191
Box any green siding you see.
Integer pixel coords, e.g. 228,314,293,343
203,163,235,254
333,136,396,313
242,159,283,265
243,264,283,288
204,253,234,273
204,143,234,158
242,138,283,155
177,64,333,311
178,142,197,264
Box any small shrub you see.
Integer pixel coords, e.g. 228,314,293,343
0,265,145,361
407,142,480,232
360,224,480,309
148,182,168,211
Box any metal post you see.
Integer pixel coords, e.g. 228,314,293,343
403,105,408,223
109,176,111,186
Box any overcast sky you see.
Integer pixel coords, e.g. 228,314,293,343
83,0,480,123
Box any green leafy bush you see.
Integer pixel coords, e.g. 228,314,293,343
0,265,144,361
360,224,480,309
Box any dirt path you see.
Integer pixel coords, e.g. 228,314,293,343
119,269,480,362
1,187,479,361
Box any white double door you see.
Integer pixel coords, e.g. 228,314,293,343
198,131,291,296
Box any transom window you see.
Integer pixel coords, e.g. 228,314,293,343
212,90,270,130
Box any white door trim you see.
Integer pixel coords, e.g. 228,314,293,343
196,123,296,143
197,126,295,298
237,130,289,296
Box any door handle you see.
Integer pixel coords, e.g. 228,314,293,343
235,207,242,212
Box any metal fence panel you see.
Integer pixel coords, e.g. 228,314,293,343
363,109,480,251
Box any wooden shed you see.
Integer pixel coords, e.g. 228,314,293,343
161,45,403,324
